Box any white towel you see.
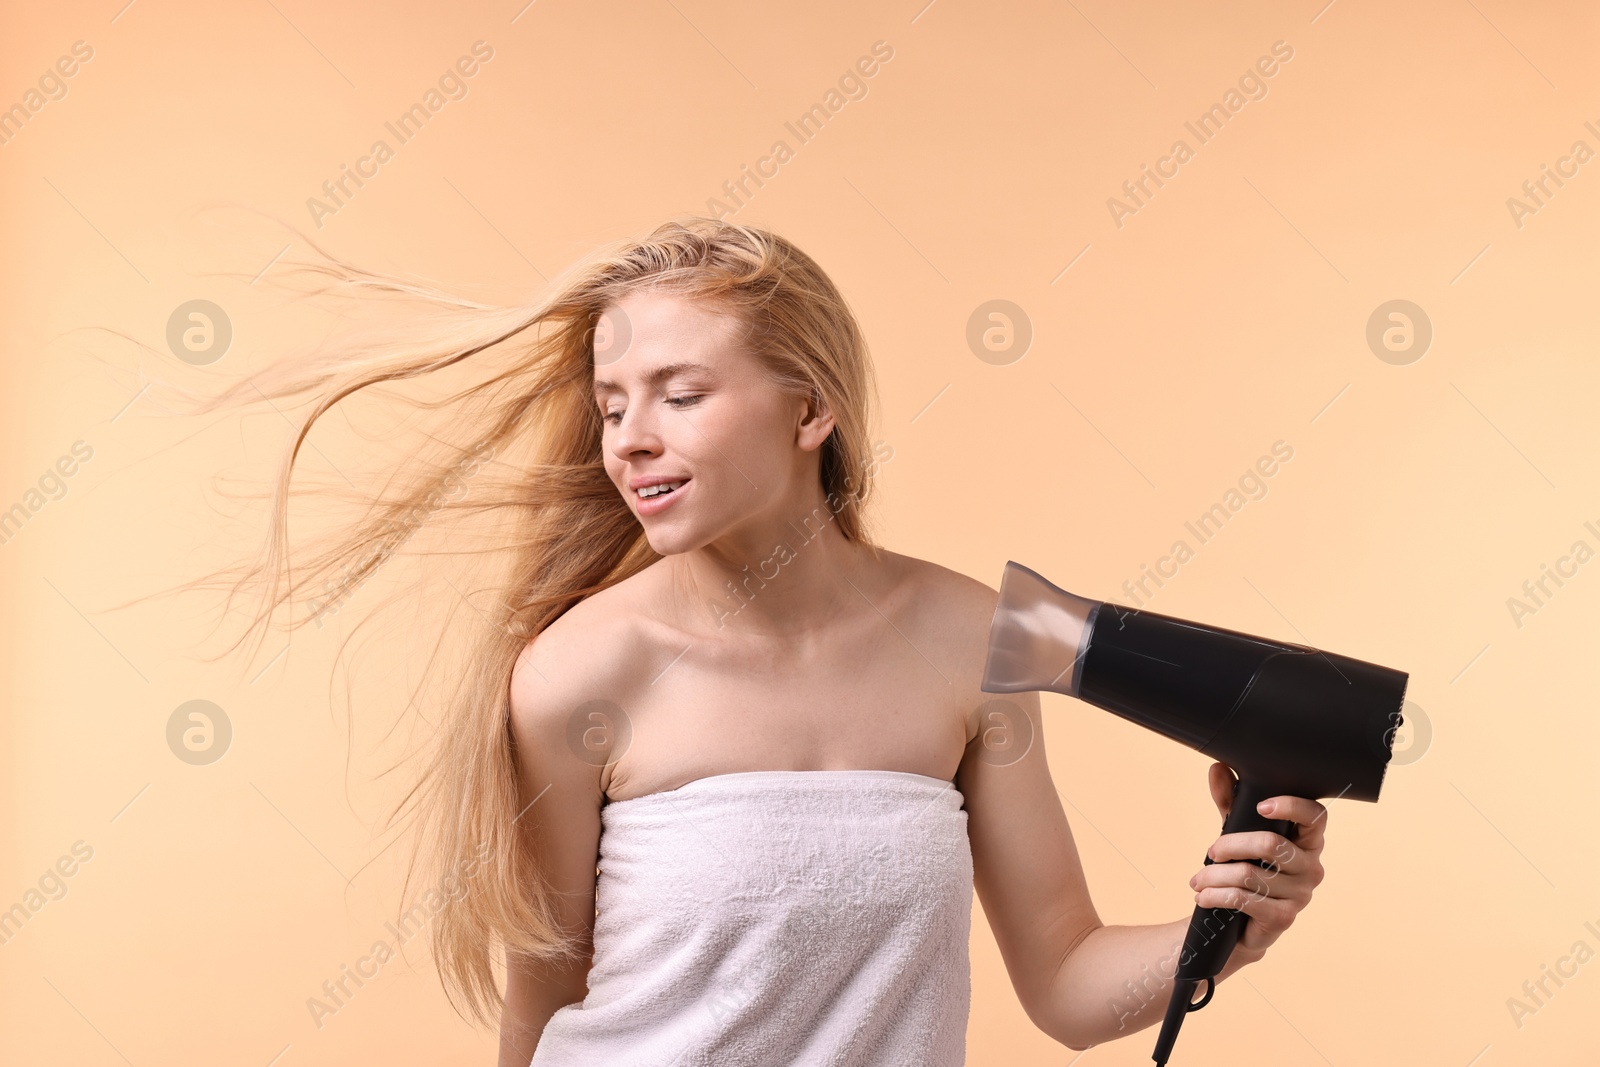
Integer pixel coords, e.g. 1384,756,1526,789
528,769,973,1067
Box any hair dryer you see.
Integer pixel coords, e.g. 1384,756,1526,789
979,560,1407,1066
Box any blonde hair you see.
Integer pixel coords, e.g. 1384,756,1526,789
144,214,885,1027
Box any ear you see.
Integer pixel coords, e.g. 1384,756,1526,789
795,387,836,453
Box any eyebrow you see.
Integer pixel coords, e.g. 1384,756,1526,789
592,361,713,396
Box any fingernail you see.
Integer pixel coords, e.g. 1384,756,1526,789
1257,801,1274,815
1189,875,1197,888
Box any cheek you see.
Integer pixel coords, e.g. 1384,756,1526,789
673,397,791,495
705,396,784,454
602,449,631,494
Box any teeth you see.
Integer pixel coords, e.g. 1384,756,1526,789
637,480,684,498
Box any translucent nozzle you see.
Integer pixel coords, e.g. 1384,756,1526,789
980,560,1102,699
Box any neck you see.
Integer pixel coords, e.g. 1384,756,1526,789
673,494,876,638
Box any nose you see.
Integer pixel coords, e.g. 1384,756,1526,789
608,398,664,461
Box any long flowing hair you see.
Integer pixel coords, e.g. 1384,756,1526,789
139,214,885,1027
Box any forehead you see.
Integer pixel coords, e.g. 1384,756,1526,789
590,289,749,390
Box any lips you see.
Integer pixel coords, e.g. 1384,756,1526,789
628,474,690,491
631,476,690,516
635,479,685,499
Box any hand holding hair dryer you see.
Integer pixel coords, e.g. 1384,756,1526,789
979,561,1408,1066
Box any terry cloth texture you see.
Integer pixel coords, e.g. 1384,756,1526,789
528,769,973,1067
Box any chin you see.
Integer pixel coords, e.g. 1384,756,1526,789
642,529,700,557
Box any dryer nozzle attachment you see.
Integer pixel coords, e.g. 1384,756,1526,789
980,558,1102,699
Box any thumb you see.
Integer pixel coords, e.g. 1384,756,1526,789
1208,761,1239,819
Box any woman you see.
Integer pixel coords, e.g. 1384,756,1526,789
184,216,1328,1065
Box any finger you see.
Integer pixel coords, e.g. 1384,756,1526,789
1191,861,1276,897
1258,795,1329,852
1197,884,1300,930
1195,867,1304,911
1195,879,1276,911
1208,829,1300,871
1208,762,1237,818
1235,896,1301,950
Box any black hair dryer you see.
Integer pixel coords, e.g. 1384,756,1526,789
979,561,1408,1066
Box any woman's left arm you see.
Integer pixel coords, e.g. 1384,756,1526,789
960,704,1330,1050
955,585,1329,1051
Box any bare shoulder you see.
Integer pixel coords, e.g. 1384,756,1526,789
508,572,660,779
884,549,1001,637
500,580,661,1008
878,550,1004,742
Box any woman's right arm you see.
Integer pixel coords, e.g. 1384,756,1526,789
497,624,611,1066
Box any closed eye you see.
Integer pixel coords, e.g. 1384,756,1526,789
601,394,702,424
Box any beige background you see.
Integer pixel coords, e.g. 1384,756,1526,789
3,0,1598,1064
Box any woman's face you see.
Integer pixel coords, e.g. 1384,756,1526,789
592,288,834,558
